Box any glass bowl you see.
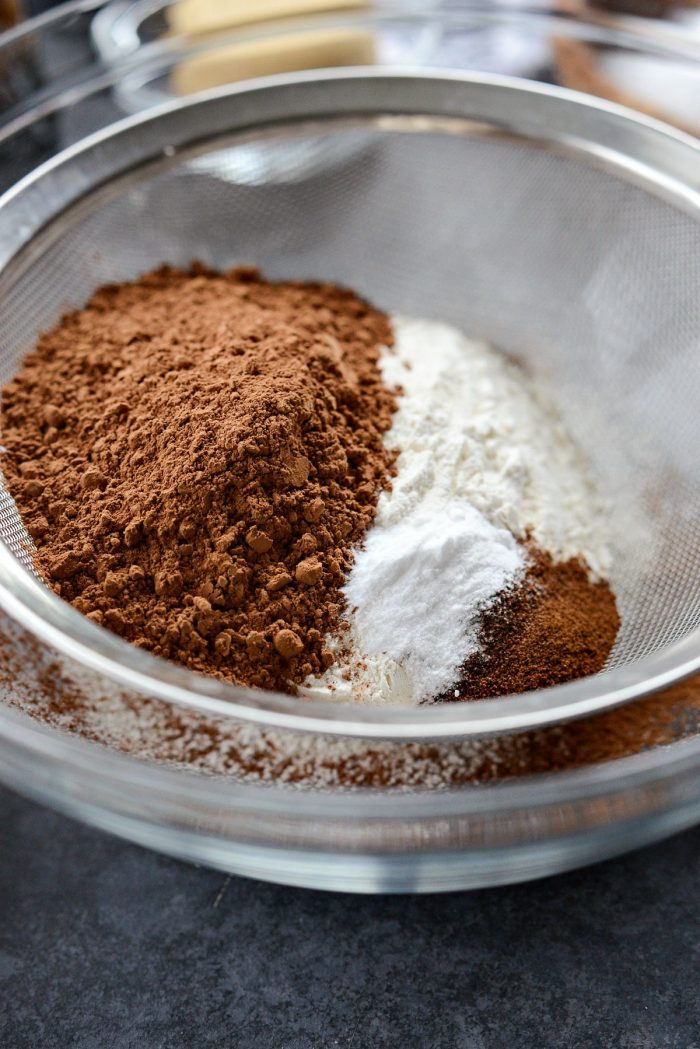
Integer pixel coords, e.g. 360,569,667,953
0,1,700,892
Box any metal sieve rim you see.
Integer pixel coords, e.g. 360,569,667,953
1,68,700,741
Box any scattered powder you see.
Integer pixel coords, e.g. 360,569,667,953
0,267,634,782
0,611,694,790
304,317,615,704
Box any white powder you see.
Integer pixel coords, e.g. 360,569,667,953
302,316,611,707
379,317,610,573
308,501,523,705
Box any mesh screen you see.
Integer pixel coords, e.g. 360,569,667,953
1,121,700,673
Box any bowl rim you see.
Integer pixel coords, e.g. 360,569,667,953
3,689,700,819
2,68,700,741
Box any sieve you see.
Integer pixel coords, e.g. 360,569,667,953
1,68,700,741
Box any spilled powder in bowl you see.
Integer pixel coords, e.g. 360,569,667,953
1,267,619,710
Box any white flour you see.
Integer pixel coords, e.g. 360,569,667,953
380,318,610,573
302,317,611,706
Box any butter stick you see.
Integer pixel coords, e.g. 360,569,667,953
169,0,370,37
171,26,375,95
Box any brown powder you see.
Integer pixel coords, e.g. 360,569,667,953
453,543,620,700
1,264,397,692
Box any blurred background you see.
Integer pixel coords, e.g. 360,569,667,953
0,0,698,198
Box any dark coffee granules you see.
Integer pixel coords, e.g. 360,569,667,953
453,543,620,700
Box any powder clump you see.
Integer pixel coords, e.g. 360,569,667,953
1,264,397,692
341,500,525,703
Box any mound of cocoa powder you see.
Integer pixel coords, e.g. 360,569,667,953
1,264,397,691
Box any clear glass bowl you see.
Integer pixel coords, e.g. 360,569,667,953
1,0,700,892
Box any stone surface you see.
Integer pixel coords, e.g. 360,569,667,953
1,784,699,1048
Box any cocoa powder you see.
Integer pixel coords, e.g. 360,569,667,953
1,265,397,691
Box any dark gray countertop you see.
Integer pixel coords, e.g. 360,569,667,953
1,784,699,1049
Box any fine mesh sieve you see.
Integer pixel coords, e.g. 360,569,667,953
0,69,700,738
